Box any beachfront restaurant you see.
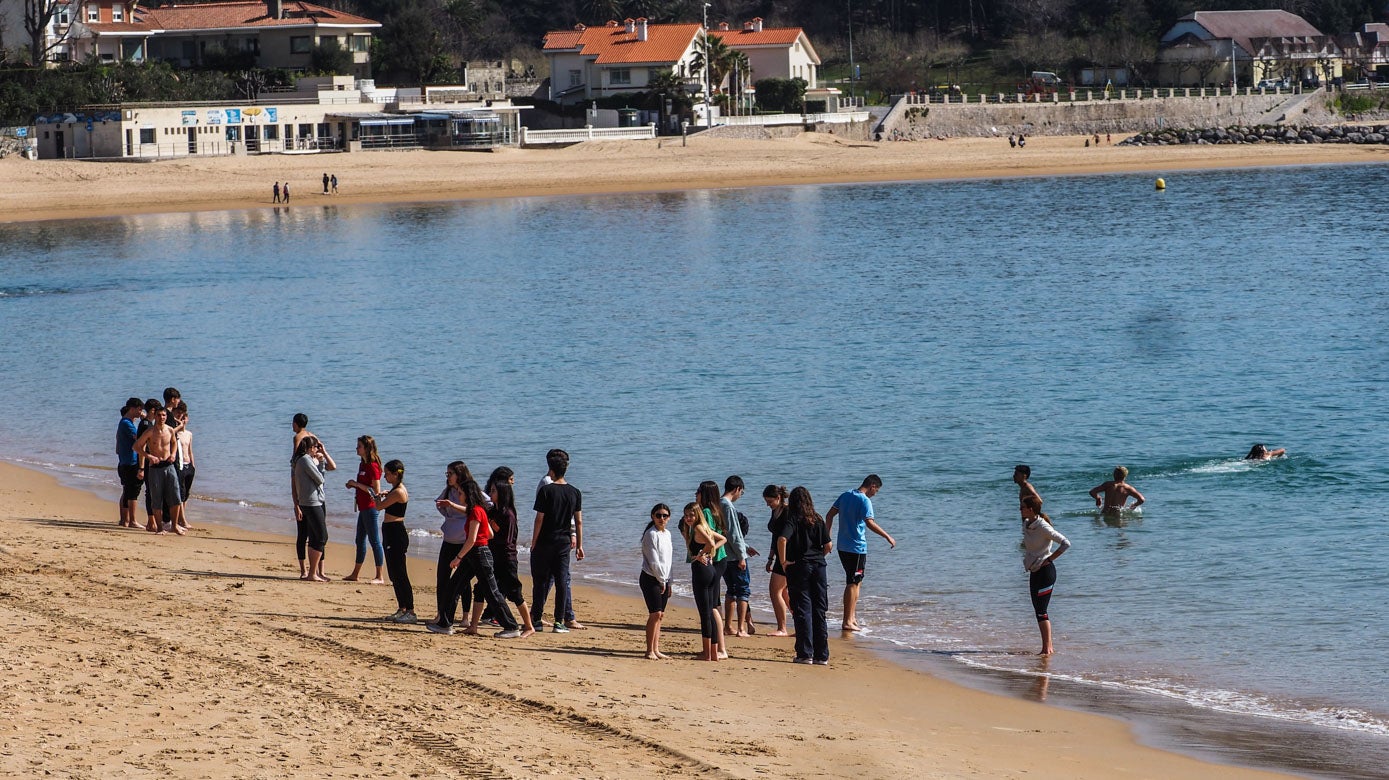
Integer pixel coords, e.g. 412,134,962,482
329,108,517,150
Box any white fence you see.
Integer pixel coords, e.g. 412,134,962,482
895,85,1308,106
715,111,871,127
519,124,656,145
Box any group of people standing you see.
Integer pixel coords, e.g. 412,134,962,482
639,474,898,666
115,388,195,535
288,415,584,640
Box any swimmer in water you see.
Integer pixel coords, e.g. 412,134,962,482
1088,466,1144,513
1245,444,1286,460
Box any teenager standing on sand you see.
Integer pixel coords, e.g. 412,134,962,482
1021,495,1069,656
116,398,144,528
640,503,673,660
533,449,581,629
376,459,415,623
531,449,584,633
292,435,335,581
135,404,185,536
290,413,323,578
762,484,791,637
681,502,726,661
472,475,535,637
343,435,385,584
435,464,521,638
719,476,756,637
695,481,729,657
825,474,896,631
779,486,832,666
172,402,194,530
429,461,475,635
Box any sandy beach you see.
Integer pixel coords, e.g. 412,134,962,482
0,460,1297,779
1,133,1386,224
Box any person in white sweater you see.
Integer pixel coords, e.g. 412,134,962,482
640,504,674,660
1021,495,1070,656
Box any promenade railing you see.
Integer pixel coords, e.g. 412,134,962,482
892,85,1305,106
519,123,657,145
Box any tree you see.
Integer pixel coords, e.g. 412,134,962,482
376,0,452,86
22,0,75,65
754,76,806,112
310,38,354,74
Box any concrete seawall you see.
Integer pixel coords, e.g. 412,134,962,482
879,92,1337,139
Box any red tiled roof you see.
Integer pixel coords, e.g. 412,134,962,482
109,1,378,33
709,27,803,46
542,22,701,65
1181,11,1322,55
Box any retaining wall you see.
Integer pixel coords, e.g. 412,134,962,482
879,93,1334,139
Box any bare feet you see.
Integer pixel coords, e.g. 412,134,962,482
154,529,167,536
564,621,586,630
519,628,536,638
716,650,728,660
767,629,789,637
645,652,660,660
1038,648,1055,656
172,526,185,536
309,574,330,582
341,575,359,582
655,651,670,660
369,578,384,585
461,627,479,636
841,623,862,632
747,624,756,635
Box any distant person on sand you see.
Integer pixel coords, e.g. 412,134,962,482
322,172,330,194
474,472,535,637
682,501,726,661
134,403,184,535
272,181,281,204
1245,444,1286,460
825,474,896,632
1008,134,1017,148
531,449,585,632
763,484,791,637
639,503,673,659
330,174,338,194
1021,495,1069,656
116,397,144,528
779,486,831,666
172,402,194,530
1014,464,1041,505
282,182,290,203
720,475,757,637
343,435,384,584
1089,466,1144,513
293,435,334,580
376,458,416,624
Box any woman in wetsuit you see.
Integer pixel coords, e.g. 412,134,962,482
1021,494,1070,656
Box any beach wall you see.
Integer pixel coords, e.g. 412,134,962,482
879,93,1330,139
700,119,872,141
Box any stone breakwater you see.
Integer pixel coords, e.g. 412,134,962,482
1119,124,1389,146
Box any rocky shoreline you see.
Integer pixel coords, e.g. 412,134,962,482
1119,124,1389,145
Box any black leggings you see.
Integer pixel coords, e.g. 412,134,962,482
1030,563,1057,622
690,560,721,639
300,505,327,553
382,521,412,611
458,546,518,631
295,518,309,561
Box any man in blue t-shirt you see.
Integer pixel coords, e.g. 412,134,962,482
824,474,896,632
116,398,145,528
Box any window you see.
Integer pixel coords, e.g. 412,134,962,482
264,125,279,140
86,4,99,22
290,36,311,54
350,35,370,53
609,67,631,85
112,4,123,22
55,7,71,25
568,69,581,87
139,128,155,144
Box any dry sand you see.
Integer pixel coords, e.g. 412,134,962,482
1,133,1386,224
0,461,1295,779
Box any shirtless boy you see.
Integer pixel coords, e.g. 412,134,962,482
1089,466,1144,513
1014,464,1041,504
134,404,185,535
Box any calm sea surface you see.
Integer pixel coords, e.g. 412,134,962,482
2,165,1387,777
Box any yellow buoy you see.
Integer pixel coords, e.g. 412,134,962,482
1155,177,1166,190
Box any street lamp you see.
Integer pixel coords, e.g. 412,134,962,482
847,0,855,99
703,2,712,127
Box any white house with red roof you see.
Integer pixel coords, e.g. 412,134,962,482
542,18,704,104
710,18,820,88
50,0,379,75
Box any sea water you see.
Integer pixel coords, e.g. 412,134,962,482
2,164,1387,778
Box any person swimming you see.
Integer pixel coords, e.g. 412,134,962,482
1089,466,1144,514
1245,444,1286,460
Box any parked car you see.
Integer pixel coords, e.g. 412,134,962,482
1256,78,1291,90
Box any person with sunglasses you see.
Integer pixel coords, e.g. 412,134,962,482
639,504,674,660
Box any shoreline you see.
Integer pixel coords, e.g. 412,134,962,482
2,133,1387,225
0,457,1301,779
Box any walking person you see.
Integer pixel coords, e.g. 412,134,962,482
1021,495,1070,655
762,484,791,636
695,481,728,657
330,174,339,194
343,435,385,584
431,462,521,637
824,475,896,632
530,449,584,633
428,461,475,635
116,398,144,528
681,502,726,661
292,435,335,581
470,474,536,637
640,503,674,660
778,486,831,665
376,459,415,623
272,181,281,203
322,172,330,194
282,182,290,203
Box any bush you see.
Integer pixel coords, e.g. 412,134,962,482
754,77,807,113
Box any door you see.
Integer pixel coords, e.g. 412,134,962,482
245,125,260,153
55,130,65,158
187,128,197,154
